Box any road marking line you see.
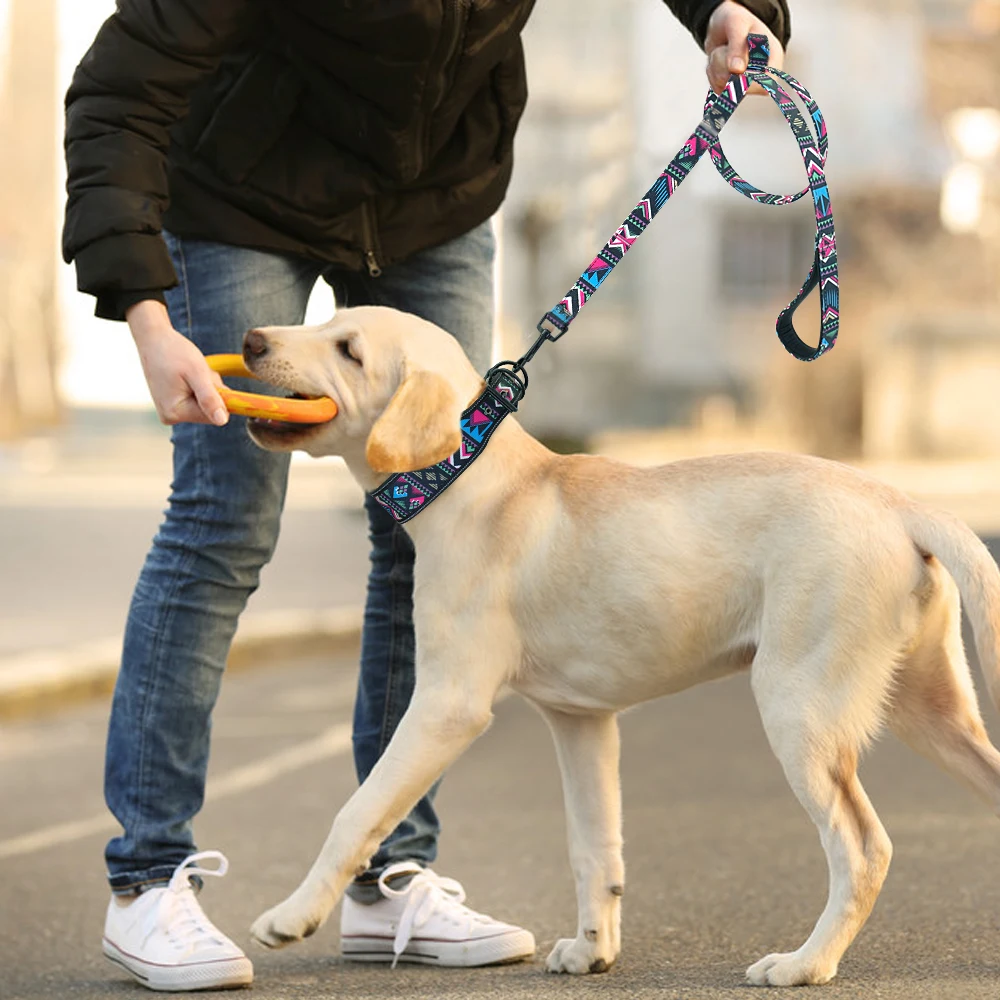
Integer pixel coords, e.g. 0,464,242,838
0,723,352,860
207,723,352,799
0,814,116,860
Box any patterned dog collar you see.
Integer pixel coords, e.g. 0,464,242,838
370,367,524,522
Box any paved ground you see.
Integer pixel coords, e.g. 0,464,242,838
7,647,1000,999
0,436,369,659
0,502,368,659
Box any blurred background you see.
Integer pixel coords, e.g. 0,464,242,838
501,0,1000,462
2,1,999,460
0,1,994,448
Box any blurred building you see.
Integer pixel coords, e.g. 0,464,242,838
501,0,1000,460
863,0,1000,460
6,0,998,460
0,0,61,439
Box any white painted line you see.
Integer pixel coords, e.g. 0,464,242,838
0,723,352,861
206,723,352,799
0,813,118,861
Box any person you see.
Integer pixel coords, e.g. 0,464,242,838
63,0,790,991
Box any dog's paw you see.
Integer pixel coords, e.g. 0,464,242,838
746,950,837,987
250,896,324,950
545,937,616,975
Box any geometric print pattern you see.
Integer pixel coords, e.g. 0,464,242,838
368,35,840,524
369,367,525,524
709,60,838,360
539,33,838,362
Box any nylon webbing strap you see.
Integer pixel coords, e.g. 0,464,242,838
369,367,524,522
537,33,838,362
370,34,837,524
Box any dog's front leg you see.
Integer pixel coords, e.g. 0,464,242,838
250,678,497,949
539,707,624,975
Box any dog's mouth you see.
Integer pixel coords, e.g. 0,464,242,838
246,392,332,445
247,416,325,434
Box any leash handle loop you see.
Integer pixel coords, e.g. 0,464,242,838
709,38,837,361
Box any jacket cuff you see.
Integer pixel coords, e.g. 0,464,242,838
72,231,178,321
95,288,168,323
690,0,791,49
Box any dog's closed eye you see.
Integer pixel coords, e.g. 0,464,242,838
336,339,362,365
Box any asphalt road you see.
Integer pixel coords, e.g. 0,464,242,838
7,643,1000,999
0,501,369,659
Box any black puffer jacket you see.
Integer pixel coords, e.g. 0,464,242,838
62,0,790,320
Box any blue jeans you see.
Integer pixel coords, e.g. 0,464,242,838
104,222,495,893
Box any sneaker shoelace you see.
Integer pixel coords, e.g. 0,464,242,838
377,867,493,968
151,850,232,955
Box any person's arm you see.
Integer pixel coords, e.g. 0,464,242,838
662,0,790,93
63,0,259,424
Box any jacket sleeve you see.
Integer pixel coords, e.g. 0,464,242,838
62,0,260,321
662,0,791,50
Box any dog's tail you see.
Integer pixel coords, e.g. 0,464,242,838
901,503,1000,711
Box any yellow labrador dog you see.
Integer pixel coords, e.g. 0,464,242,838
244,305,1000,987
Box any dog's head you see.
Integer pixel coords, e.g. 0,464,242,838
244,306,479,476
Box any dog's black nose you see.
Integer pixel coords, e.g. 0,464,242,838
243,329,269,362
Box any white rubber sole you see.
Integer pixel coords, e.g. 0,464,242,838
341,928,535,967
103,937,253,992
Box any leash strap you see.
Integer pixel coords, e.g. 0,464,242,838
537,33,837,362
370,34,836,524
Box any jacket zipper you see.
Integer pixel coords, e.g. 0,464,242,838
361,201,382,277
367,2,468,266
415,0,467,178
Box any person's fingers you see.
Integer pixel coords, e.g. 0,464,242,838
175,358,229,426
704,0,788,97
706,45,732,94
159,396,217,426
707,40,786,98
707,45,766,96
191,370,230,426
726,33,749,77
151,375,219,425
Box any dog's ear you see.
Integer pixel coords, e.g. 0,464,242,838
365,369,462,473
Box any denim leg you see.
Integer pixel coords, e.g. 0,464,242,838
338,220,496,884
105,234,320,892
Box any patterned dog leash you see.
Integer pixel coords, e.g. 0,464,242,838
371,33,837,524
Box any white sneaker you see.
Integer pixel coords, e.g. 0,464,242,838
340,862,535,967
102,850,253,992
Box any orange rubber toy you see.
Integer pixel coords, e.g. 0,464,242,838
206,354,338,423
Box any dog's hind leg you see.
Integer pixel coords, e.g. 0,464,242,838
538,707,624,975
746,649,895,987
890,561,1000,813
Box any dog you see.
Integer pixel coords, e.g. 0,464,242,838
242,305,1000,986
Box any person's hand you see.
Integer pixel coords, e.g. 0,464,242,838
127,299,229,426
704,1,785,95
